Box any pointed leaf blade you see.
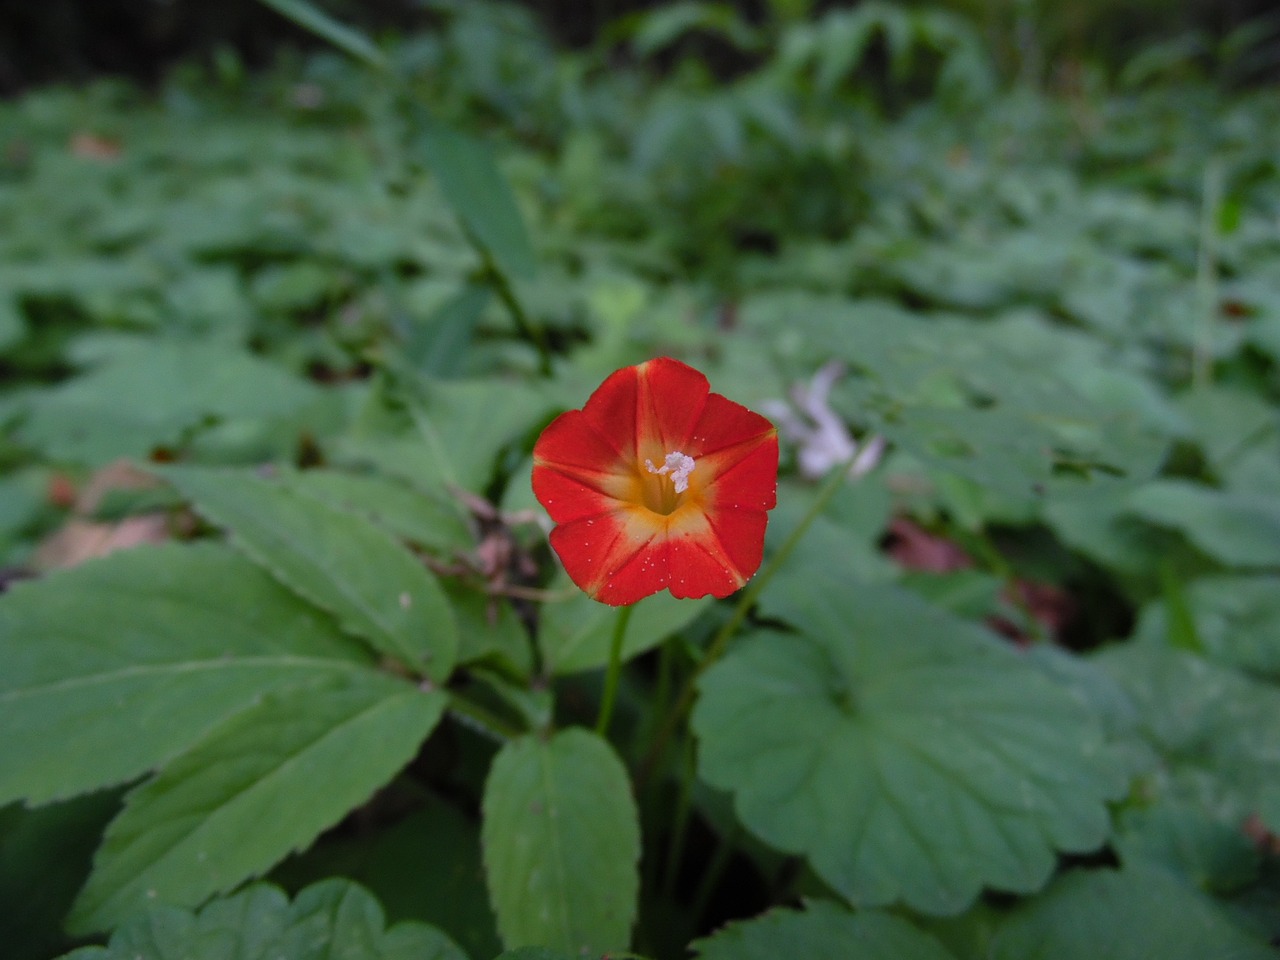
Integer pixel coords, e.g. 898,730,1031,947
0,543,372,806
69,676,446,933
166,468,458,680
481,729,639,954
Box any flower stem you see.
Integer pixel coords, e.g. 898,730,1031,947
639,456,855,785
596,603,635,736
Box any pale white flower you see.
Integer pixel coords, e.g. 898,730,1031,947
763,362,885,480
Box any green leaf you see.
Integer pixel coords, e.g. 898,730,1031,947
481,729,640,954
59,878,465,960
18,342,320,465
0,543,372,806
257,0,387,69
69,674,447,933
1125,480,1280,568
692,899,959,960
336,379,553,495
416,120,537,282
278,468,474,556
1116,802,1260,894
166,468,458,680
538,586,711,674
1132,574,1280,678
695,578,1126,915
1095,645,1280,834
990,863,1276,960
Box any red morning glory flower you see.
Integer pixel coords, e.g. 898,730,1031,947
532,358,779,606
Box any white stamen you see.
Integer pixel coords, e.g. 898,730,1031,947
645,451,696,493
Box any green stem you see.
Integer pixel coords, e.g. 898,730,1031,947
596,603,636,736
481,246,553,378
639,455,856,785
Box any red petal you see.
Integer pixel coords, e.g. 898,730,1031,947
549,511,656,604
578,364,642,462
533,467,620,524
702,434,779,513
704,507,769,585
636,358,710,452
687,392,775,458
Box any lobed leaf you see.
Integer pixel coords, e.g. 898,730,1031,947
58,878,464,960
695,576,1127,915
691,899,958,960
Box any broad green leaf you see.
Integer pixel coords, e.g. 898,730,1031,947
1132,574,1280,678
481,729,640,954
416,119,537,282
1117,802,1260,894
1095,645,1280,834
167,468,458,680
695,577,1126,915
257,0,387,69
692,899,958,960
69,674,447,933
1125,480,1280,567
538,585,711,674
336,379,554,495
278,468,474,556
0,543,372,806
18,342,320,465
991,863,1276,960
59,879,464,960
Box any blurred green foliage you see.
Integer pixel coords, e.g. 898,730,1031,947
2,1,1280,959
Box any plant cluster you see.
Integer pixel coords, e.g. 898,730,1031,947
1,2,1279,959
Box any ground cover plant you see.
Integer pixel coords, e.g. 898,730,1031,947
2,1,1280,958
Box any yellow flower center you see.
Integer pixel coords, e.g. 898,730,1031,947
640,451,696,515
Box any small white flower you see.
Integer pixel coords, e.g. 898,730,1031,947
763,362,885,480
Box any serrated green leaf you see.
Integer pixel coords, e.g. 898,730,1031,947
692,899,958,960
166,468,457,680
481,729,640,954
538,585,711,674
279,468,474,556
69,674,446,933
1117,802,1260,894
416,120,537,282
990,863,1276,960
1096,645,1280,834
0,543,372,806
58,879,464,960
695,578,1126,915
1125,480,1280,567
1132,574,1280,678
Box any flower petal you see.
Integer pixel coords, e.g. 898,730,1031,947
533,467,621,524
688,393,776,458
635,357,711,453
704,507,770,586
549,511,656,603
701,435,779,513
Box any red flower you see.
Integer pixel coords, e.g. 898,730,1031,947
532,358,778,606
